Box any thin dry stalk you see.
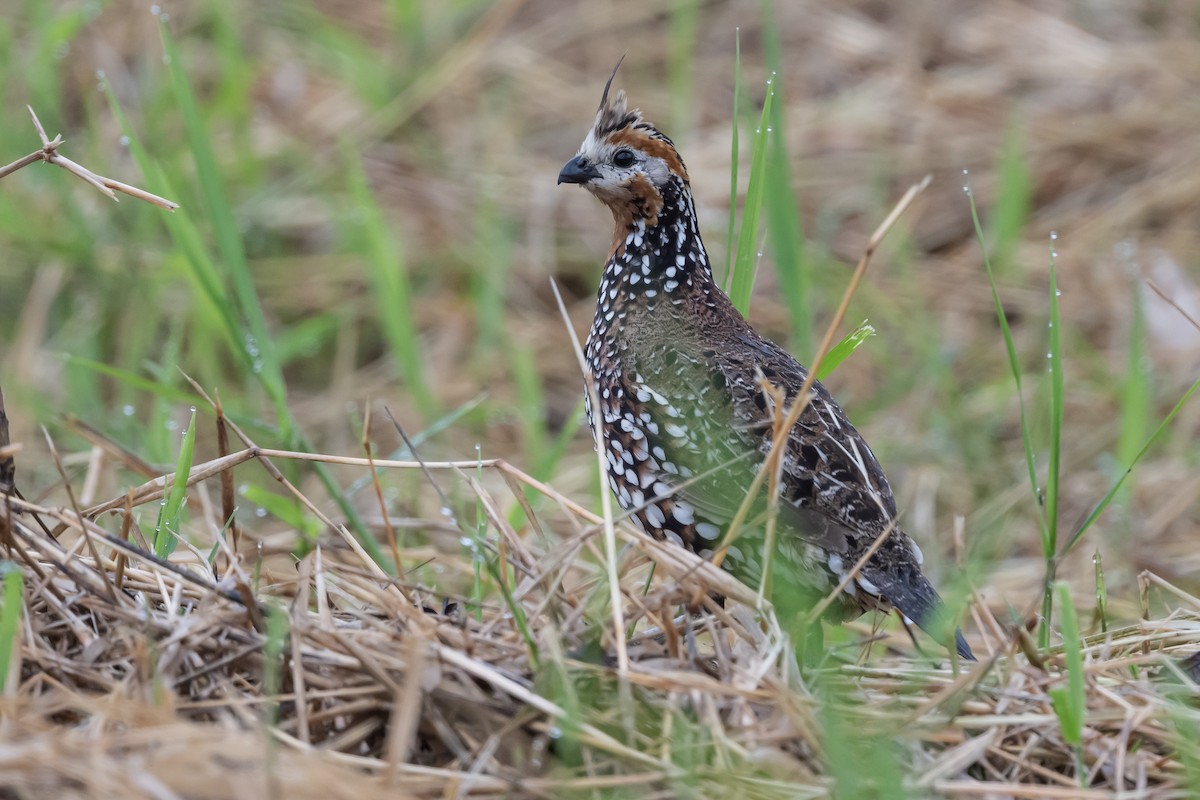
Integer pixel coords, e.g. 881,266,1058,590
0,107,179,209
549,276,630,676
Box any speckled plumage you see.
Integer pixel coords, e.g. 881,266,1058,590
558,70,972,660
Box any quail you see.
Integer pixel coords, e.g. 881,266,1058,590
557,67,973,661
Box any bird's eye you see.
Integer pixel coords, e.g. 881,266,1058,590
612,149,636,168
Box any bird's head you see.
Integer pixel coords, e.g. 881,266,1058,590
558,62,689,226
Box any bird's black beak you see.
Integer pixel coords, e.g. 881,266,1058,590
557,155,599,185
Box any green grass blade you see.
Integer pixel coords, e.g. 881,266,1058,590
966,185,1047,542
1045,235,1064,554
1094,548,1108,634
65,356,199,406
273,313,342,365
820,690,910,800
758,13,812,356
541,396,585,479
724,32,741,284
816,321,875,381
764,123,811,357
100,88,246,364
1116,279,1150,516
467,195,514,357
261,601,288,783
1040,235,1065,645
1169,701,1200,797
343,141,437,419
154,408,196,558
536,642,585,768
509,343,548,471
0,564,24,692
263,603,288,724
727,76,775,315
159,21,288,420
1049,582,1086,783
1062,373,1200,556
152,34,378,578
482,551,539,668
241,484,322,542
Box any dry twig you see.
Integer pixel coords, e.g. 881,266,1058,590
0,106,179,210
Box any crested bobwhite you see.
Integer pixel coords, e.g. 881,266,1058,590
558,68,973,660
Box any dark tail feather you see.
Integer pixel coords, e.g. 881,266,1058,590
866,567,976,661
952,628,976,661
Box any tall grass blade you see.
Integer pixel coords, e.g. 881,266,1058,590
966,186,1047,541
159,21,288,420
724,32,741,284
0,564,23,692
155,408,196,558
1040,236,1065,645
1116,279,1150,518
1094,549,1108,634
510,343,548,472
758,9,812,356
101,90,244,363
144,27,384,565
468,194,514,360
820,689,910,800
1062,373,1200,556
261,603,288,789
65,356,200,405
727,77,775,315
764,137,811,355
1169,701,1200,797
343,142,437,419
1048,582,1087,783
263,604,288,725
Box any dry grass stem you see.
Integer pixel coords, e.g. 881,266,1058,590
0,106,179,210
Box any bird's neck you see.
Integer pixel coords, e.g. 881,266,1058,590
596,177,715,309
